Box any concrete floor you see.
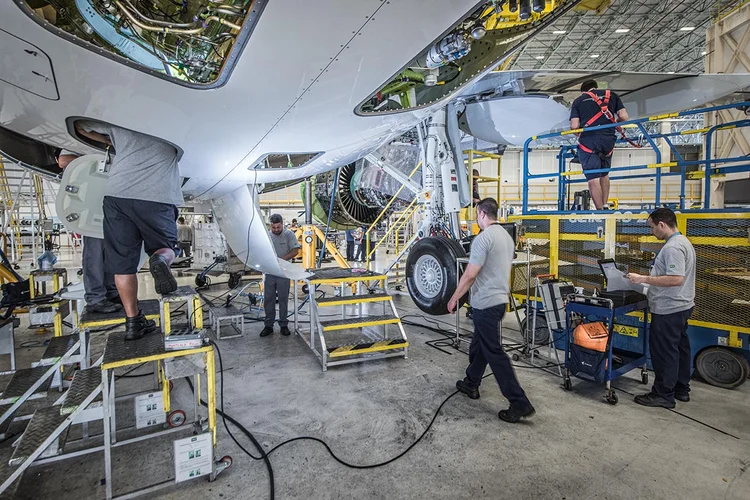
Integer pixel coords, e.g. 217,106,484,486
1,251,749,500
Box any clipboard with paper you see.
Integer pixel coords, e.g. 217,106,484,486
597,259,649,294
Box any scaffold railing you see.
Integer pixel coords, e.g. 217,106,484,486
522,101,750,214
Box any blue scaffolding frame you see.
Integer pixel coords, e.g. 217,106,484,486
521,101,750,214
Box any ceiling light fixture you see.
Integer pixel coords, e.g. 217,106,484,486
590,54,600,58
680,26,696,31
552,30,567,34
535,56,545,60
615,28,630,33
701,50,707,55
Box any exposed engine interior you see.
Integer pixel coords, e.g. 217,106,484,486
307,140,420,230
358,0,577,114
20,0,256,84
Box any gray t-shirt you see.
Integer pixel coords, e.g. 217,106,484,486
79,121,184,206
468,223,515,310
647,233,696,315
268,228,301,259
177,224,193,243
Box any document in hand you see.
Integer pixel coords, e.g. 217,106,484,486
598,259,648,294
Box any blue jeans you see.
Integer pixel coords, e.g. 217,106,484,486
465,305,531,408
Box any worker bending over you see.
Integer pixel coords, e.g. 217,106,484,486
627,208,696,408
448,198,535,423
75,121,181,340
260,214,301,337
569,80,629,210
57,150,122,314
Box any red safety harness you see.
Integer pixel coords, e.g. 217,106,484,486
578,90,639,155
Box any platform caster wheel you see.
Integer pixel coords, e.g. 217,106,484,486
301,284,310,295
563,377,572,391
195,275,207,288
167,409,186,428
641,371,649,385
606,391,618,405
228,272,242,289
220,455,233,468
512,353,520,361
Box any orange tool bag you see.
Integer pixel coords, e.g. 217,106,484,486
573,322,609,352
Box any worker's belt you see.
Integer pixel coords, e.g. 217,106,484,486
581,90,640,148
577,142,613,159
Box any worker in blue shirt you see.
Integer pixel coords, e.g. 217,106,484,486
569,80,629,210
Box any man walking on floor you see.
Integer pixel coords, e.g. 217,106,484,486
177,217,193,258
448,198,535,423
569,80,629,210
627,208,696,408
260,214,301,337
75,121,181,340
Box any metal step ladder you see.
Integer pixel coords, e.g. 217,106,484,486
0,332,85,435
0,367,102,494
295,268,408,371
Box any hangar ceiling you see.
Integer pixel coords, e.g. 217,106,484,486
507,0,741,74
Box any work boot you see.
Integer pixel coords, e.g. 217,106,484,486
87,300,122,314
455,379,480,399
108,295,123,306
125,312,157,341
498,402,536,423
674,392,690,402
634,392,675,409
149,254,178,295
259,326,273,337
280,326,291,336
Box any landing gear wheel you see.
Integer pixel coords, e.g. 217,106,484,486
167,409,186,428
695,347,749,389
641,371,649,385
606,390,618,405
520,315,550,345
228,272,242,289
563,377,572,391
406,237,467,315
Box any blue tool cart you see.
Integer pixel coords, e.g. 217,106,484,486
563,295,650,405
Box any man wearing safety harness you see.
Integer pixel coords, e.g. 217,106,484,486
569,80,629,210
448,198,535,423
626,208,696,408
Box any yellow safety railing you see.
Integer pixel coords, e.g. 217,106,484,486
0,158,22,262
364,161,421,264
366,197,420,271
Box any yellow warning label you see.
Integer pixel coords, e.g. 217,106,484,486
614,325,639,338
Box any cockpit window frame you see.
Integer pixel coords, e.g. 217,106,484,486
15,0,268,89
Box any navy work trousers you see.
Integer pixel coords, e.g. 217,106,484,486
465,304,530,407
650,307,693,402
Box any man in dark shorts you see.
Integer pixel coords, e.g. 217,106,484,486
569,80,629,210
75,121,181,340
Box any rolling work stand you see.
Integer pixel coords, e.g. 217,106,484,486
562,295,650,405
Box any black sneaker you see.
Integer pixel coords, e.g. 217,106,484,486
149,254,178,295
455,379,480,399
280,326,291,336
498,403,536,423
87,300,122,314
124,312,157,341
675,393,690,402
260,326,273,337
634,392,675,409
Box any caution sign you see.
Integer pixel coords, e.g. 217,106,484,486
614,324,639,338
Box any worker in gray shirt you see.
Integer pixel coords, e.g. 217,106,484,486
627,208,696,408
448,198,535,423
260,214,301,337
75,121,181,340
177,217,193,258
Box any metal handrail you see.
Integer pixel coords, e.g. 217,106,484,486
522,100,750,213
366,197,420,270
